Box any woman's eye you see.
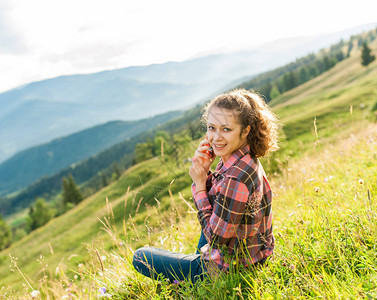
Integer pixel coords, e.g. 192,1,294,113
207,126,215,130
224,128,231,132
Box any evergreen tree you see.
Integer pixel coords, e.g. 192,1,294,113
112,162,121,181
0,214,12,250
308,65,319,78
335,51,345,62
269,85,281,99
298,67,309,84
27,198,54,231
357,38,364,48
100,172,108,187
347,40,354,57
361,42,376,67
62,174,83,207
323,56,336,70
282,73,291,92
259,82,272,101
315,59,325,73
283,71,297,91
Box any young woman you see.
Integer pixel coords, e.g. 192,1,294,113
133,89,279,283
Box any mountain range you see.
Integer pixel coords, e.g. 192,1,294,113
1,23,376,165
0,110,182,196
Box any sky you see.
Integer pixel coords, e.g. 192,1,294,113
0,0,376,93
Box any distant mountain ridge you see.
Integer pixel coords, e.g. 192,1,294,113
1,23,375,164
0,110,182,196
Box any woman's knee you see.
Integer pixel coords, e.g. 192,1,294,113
133,247,149,269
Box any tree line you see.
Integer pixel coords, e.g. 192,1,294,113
239,43,346,101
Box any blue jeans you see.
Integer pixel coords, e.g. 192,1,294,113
132,231,208,283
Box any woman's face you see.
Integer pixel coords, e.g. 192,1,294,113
206,106,250,163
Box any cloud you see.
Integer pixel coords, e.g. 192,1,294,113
0,2,27,54
41,39,142,70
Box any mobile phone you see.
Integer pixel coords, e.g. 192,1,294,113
205,145,214,158
204,134,213,158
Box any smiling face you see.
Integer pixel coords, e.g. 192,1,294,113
206,106,250,163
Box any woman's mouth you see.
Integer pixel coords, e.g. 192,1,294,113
213,143,227,150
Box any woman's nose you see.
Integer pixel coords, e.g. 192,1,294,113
213,130,223,141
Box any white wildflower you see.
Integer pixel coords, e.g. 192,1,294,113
31,290,40,298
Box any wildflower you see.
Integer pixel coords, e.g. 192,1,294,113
101,255,107,261
314,187,320,193
359,179,364,185
31,290,40,298
78,263,84,268
289,264,295,270
97,286,112,298
73,275,78,280
308,178,315,182
324,178,328,182
173,280,180,285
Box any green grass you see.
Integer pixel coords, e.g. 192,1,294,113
1,39,377,299
3,123,375,299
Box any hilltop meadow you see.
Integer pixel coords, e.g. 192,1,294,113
0,36,377,299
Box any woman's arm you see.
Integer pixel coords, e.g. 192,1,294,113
193,176,251,247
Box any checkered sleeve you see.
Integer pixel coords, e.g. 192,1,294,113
196,176,250,247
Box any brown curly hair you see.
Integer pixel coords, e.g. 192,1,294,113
203,89,279,158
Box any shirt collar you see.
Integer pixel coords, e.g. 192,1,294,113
215,144,251,175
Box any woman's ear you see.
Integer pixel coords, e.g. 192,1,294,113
242,125,251,139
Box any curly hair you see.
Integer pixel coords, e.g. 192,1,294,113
202,89,279,158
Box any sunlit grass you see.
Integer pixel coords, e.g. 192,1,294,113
2,122,376,299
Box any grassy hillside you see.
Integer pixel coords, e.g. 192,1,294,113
15,122,373,299
262,40,377,174
1,38,377,298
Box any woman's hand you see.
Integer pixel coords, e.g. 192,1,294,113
193,138,215,174
189,136,216,190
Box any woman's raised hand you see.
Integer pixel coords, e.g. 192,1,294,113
193,137,215,174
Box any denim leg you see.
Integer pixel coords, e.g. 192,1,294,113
133,247,207,283
196,231,208,254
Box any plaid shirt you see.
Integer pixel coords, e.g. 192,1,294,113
192,144,274,270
